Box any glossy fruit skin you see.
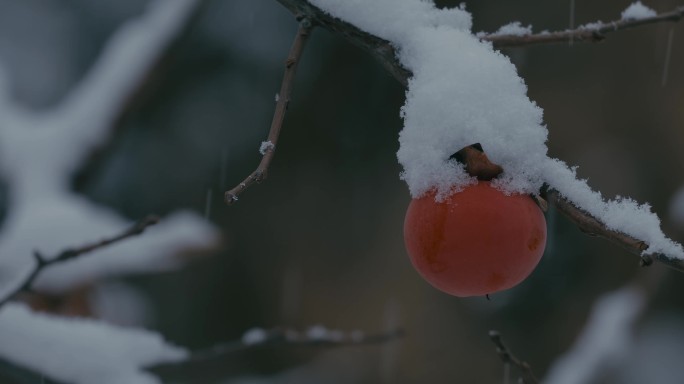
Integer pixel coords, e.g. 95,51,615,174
404,181,546,297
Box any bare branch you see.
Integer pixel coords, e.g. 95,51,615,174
0,216,159,308
148,327,404,380
548,191,684,273
224,18,314,205
489,330,539,384
483,6,684,47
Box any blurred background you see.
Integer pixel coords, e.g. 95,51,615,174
0,0,683,383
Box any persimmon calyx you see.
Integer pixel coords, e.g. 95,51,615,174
451,143,503,181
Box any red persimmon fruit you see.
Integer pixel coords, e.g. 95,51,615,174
403,181,546,297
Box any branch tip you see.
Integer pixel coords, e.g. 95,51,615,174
223,19,312,205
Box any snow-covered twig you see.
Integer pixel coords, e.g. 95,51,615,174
275,1,683,86
0,303,187,384
272,0,684,272
0,325,404,383
0,1,219,382
549,191,684,273
0,216,159,309
224,18,314,205
0,0,220,301
483,6,684,48
489,330,539,384
148,326,404,380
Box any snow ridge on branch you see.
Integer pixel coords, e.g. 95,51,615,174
483,5,683,47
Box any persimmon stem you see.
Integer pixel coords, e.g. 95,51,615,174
451,143,503,180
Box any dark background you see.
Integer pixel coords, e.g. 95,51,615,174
1,0,683,383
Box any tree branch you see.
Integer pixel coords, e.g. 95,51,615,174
273,0,684,272
275,0,411,86
275,1,684,86
548,191,684,273
224,18,314,205
489,330,539,384
148,327,404,381
0,216,159,308
483,6,684,47
73,0,209,190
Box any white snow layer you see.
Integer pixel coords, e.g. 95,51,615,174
310,0,683,259
492,21,533,36
544,287,645,384
0,0,219,299
242,327,268,345
0,303,187,384
621,2,657,20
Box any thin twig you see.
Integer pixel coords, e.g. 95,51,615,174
489,330,539,384
147,327,404,380
224,18,314,205
483,6,684,47
275,0,410,85
0,216,160,308
548,191,684,273
192,327,403,361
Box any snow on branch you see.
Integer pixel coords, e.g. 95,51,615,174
0,303,187,384
483,5,684,48
544,286,647,384
0,324,404,383
0,0,220,300
0,0,207,189
147,326,404,381
0,1,219,379
272,0,684,271
0,216,159,308
550,192,684,272
275,1,683,86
